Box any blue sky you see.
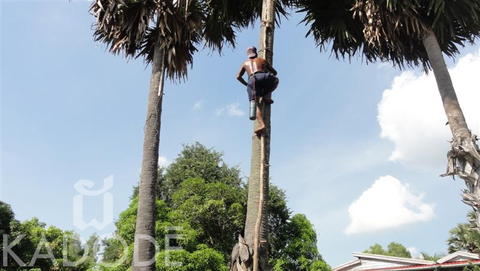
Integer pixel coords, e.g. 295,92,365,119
1,0,480,266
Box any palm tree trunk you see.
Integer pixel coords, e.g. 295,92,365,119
243,0,276,270
132,42,165,271
422,28,480,228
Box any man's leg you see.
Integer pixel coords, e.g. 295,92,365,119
262,93,274,104
247,82,255,101
255,98,266,135
247,76,256,101
261,75,278,104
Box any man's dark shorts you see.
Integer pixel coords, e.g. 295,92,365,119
247,72,279,101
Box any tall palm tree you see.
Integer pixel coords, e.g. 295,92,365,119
90,0,268,270
91,2,201,269
229,0,290,269
350,0,480,228
231,1,374,270
242,1,276,270
293,0,480,228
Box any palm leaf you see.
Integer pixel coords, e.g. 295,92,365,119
294,0,381,63
91,0,293,81
352,0,480,70
90,0,156,57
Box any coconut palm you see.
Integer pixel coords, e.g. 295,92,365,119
349,0,480,228
90,0,277,269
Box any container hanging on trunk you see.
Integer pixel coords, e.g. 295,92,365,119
249,100,256,120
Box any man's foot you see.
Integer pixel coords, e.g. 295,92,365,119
262,98,274,104
254,125,266,136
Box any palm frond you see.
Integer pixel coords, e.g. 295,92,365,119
138,0,202,80
352,0,480,70
90,0,155,57
200,0,290,52
293,0,381,63
91,0,295,81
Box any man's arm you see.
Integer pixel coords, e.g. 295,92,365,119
266,61,277,76
236,64,248,86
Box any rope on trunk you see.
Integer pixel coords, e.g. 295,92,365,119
253,131,265,271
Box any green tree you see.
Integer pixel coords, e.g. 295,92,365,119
363,243,446,261
386,243,412,258
272,214,331,271
364,244,387,255
364,242,412,258
170,178,245,254
420,253,444,261
3,216,95,271
161,143,242,202
464,263,480,271
102,237,127,265
351,0,480,227
101,143,329,271
448,212,480,254
0,201,14,236
155,245,228,271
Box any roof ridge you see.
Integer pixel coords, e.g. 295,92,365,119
352,253,435,265
437,251,480,264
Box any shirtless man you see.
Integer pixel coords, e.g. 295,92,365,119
236,46,279,135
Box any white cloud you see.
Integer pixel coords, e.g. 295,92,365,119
192,100,204,111
158,156,170,168
378,49,480,169
407,247,422,259
345,175,434,235
216,103,245,117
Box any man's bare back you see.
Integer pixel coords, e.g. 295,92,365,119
243,58,269,76
237,58,277,86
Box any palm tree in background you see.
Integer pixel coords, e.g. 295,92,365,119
350,0,480,228
91,2,199,269
294,0,480,228
294,0,378,61
90,0,271,269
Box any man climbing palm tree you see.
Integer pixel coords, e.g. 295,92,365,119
237,46,279,135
